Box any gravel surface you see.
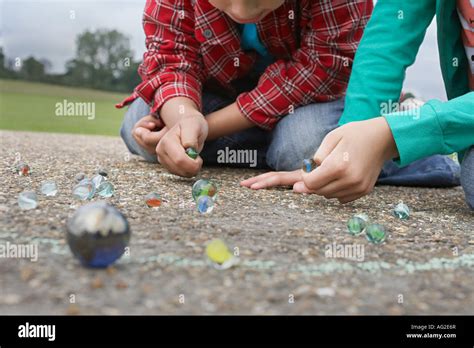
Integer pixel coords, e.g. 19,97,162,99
0,130,473,315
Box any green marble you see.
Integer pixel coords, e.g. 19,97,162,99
192,179,218,201
365,224,387,244
185,147,199,160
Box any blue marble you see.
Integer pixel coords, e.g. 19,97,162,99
66,202,130,268
197,195,214,214
302,158,317,173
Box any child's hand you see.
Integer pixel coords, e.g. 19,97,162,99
240,170,302,190
132,115,168,155
156,113,208,177
293,117,399,203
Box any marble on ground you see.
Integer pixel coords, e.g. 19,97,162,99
0,131,473,315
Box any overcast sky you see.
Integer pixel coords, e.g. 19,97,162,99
0,0,446,100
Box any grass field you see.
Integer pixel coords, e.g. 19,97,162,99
0,79,128,136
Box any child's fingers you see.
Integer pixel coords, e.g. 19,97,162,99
313,128,342,165
154,127,169,144
156,148,173,173
241,171,301,189
295,179,369,202
301,162,339,192
240,172,277,187
330,180,375,201
293,181,343,199
136,121,157,130
180,122,201,150
298,130,344,192
162,132,202,177
302,131,348,192
310,178,356,198
293,181,316,194
135,115,163,130
250,171,302,189
249,174,282,189
133,127,148,149
157,147,184,177
166,155,202,177
136,127,159,146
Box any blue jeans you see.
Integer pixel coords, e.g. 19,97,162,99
461,147,474,210
120,93,471,208
120,92,344,170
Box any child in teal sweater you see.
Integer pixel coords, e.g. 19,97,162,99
242,0,474,210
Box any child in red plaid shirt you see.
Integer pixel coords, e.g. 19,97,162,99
119,0,373,177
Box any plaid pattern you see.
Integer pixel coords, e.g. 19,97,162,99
457,0,474,90
117,0,373,130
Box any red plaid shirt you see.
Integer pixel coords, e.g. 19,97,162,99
117,0,373,130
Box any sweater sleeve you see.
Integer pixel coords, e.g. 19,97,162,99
384,92,474,166
338,0,436,125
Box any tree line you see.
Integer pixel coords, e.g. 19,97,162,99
0,29,141,93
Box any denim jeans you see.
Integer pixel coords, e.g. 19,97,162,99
120,93,471,209
120,92,344,170
461,146,474,209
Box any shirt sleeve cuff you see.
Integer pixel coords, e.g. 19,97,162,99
236,92,278,131
383,102,446,167
151,83,202,116
130,72,203,117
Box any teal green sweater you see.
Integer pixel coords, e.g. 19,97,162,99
339,0,474,166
